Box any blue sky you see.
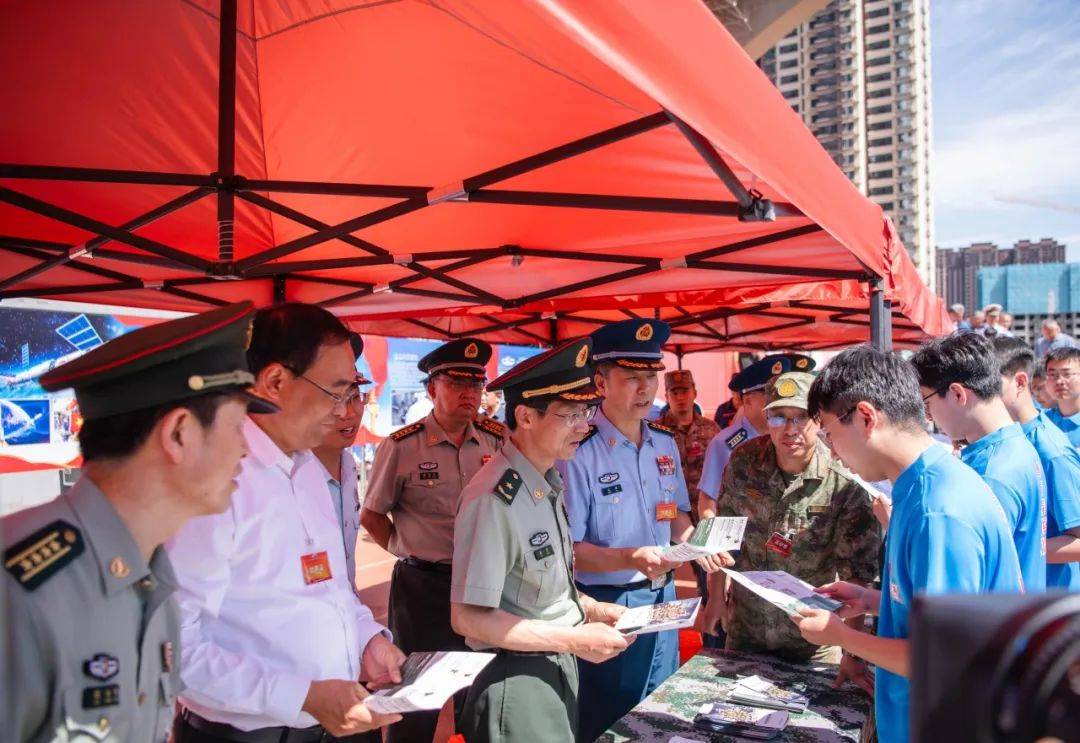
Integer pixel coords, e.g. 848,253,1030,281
932,0,1080,260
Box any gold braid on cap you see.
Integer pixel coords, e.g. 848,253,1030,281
521,377,591,399
615,358,661,369
188,370,256,391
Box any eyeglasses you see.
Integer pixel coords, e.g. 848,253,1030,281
922,386,947,403
547,406,598,427
815,405,858,448
292,371,370,409
1046,371,1080,381
766,413,811,429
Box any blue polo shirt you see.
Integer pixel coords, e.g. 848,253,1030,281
877,445,1023,743
1023,411,1080,590
697,411,759,499
560,407,691,586
960,423,1047,592
1047,407,1080,448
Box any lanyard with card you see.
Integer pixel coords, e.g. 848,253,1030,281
765,515,796,558
289,461,334,586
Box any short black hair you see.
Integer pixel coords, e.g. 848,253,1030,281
807,345,925,430
991,336,1035,377
1045,345,1080,366
79,393,231,463
247,303,351,377
909,332,1002,401
503,393,552,431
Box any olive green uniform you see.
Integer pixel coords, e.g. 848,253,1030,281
365,412,503,742
2,479,183,742
451,440,586,743
717,436,881,662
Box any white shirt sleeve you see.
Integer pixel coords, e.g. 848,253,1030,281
167,505,311,725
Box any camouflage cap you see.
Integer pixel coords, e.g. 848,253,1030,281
663,369,694,390
764,371,816,412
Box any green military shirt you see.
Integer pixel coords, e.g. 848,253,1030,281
658,409,721,520
717,436,881,661
451,440,585,648
1,478,182,742
365,412,504,563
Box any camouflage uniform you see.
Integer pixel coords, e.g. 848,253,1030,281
717,436,881,662
657,409,720,523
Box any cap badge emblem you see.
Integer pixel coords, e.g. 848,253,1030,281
635,323,654,342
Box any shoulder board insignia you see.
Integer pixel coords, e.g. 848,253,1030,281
725,429,748,450
579,424,599,445
475,417,506,439
646,420,676,436
4,520,84,591
389,421,424,441
493,468,522,505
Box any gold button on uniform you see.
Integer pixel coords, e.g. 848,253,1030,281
137,692,147,706
98,718,110,733
109,557,129,579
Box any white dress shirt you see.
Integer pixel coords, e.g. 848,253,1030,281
167,418,388,730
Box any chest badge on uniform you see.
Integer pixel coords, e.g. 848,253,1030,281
725,430,747,450
419,462,438,470
656,455,676,476
533,545,555,560
598,472,619,484
601,484,622,496
82,684,120,709
481,454,492,466
529,531,550,547
83,654,119,681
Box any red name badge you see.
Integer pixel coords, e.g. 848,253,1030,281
765,532,793,558
300,551,332,585
655,502,677,521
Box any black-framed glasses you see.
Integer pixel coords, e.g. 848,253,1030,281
547,406,597,427
922,386,947,404
766,412,811,429
815,405,858,447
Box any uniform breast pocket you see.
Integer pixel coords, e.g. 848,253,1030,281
62,685,129,741
404,476,458,517
517,550,557,606
593,494,627,543
155,672,178,741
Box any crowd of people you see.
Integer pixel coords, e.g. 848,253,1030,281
2,300,1078,743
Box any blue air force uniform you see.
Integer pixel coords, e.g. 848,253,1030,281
559,318,691,742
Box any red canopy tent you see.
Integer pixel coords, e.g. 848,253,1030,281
0,0,950,351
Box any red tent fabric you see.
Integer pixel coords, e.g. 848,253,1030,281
0,0,950,348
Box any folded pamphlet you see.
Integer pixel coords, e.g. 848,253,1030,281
722,568,842,616
614,597,701,635
725,674,810,713
693,700,790,739
364,651,495,714
660,516,747,563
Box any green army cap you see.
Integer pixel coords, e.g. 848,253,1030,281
39,301,278,420
764,371,816,412
663,369,695,391
487,337,602,404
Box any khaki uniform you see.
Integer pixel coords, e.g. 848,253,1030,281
365,411,503,743
451,440,586,743
658,409,720,521
2,479,183,742
717,436,881,662
365,411,503,562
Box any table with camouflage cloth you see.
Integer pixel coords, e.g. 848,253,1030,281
599,648,870,742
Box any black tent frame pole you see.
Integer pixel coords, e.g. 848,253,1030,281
870,278,893,352
217,0,237,262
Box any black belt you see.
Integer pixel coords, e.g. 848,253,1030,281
180,709,327,743
400,557,452,574
577,571,672,592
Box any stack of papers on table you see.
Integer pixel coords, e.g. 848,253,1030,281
722,568,842,616
614,597,701,635
726,675,810,713
660,516,747,563
693,700,790,740
364,651,494,714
